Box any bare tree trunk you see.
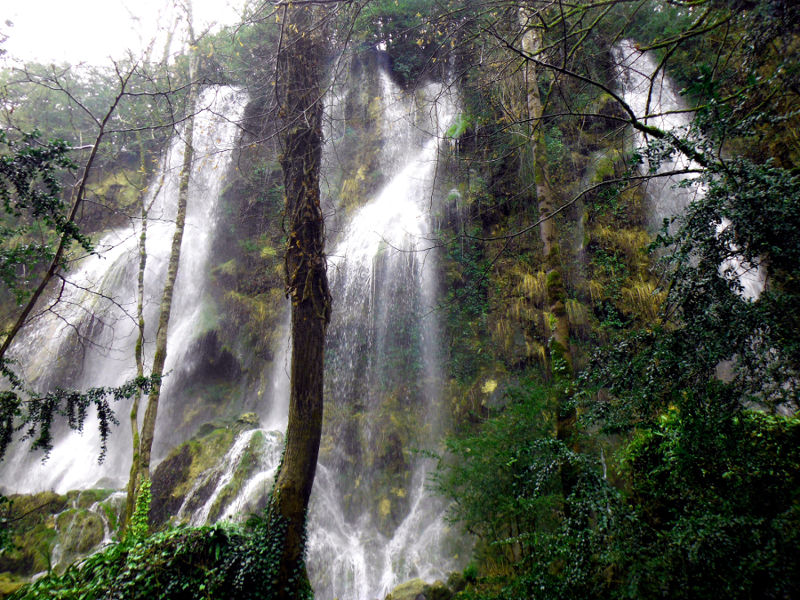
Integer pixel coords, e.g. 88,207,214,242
136,54,198,490
123,0,198,531
267,4,331,597
123,142,167,530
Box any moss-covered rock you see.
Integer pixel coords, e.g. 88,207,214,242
206,430,268,521
0,572,25,598
385,578,427,600
54,509,105,563
0,492,67,576
150,416,266,528
385,578,454,600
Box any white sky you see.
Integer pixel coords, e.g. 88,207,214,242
1,0,246,65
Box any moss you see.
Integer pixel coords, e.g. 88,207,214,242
99,496,123,535
207,430,268,522
75,489,114,510
151,419,267,528
0,572,25,598
0,522,57,576
0,492,70,576
55,509,105,558
7,492,67,523
150,443,194,528
237,412,260,426
423,580,454,600
590,148,624,182
545,269,566,303
386,578,427,600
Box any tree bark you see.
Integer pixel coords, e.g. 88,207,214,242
268,3,331,597
135,54,198,496
519,8,576,491
123,154,167,530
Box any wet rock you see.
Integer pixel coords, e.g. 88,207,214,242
385,578,427,600
0,491,67,576
385,578,454,600
55,509,105,562
422,580,453,600
446,571,467,593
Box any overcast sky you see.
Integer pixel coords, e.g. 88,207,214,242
2,0,246,65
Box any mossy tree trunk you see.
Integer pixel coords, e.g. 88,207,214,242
518,8,576,490
123,50,199,528
267,3,331,598
122,147,167,532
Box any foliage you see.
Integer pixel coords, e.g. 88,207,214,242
613,404,800,599
352,0,458,86
439,395,800,600
11,490,312,600
0,130,83,304
0,494,11,554
431,3,800,600
433,378,561,564
126,479,152,542
0,374,160,462
442,229,493,382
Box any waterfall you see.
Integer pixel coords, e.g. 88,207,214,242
305,70,461,600
613,40,764,299
0,86,247,494
0,62,464,598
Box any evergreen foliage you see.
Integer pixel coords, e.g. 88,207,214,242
0,130,83,304
9,494,312,600
2,1,800,598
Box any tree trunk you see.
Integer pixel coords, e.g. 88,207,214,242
123,152,167,531
135,54,198,494
519,8,576,491
268,4,331,597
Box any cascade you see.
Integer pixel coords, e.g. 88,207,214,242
0,62,464,598
613,40,764,299
0,86,247,494
304,70,461,600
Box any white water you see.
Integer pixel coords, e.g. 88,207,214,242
305,71,462,600
0,86,247,494
177,428,284,525
613,40,764,299
0,64,465,599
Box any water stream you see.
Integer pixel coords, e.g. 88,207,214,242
305,71,461,600
0,64,464,599
613,40,764,299
0,86,247,493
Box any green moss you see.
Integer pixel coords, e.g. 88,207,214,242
75,489,114,510
0,572,25,597
591,148,623,182
88,168,142,216
546,269,566,303
55,509,104,557
386,578,428,600
207,430,267,521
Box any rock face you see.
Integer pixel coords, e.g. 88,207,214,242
385,578,454,600
0,489,120,581
150,414,282,528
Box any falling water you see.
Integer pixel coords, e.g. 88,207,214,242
0,86,247,494
305,70,462,600
0,62,464,597
613,40,764,299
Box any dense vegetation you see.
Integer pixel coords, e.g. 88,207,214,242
0,0,798,599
